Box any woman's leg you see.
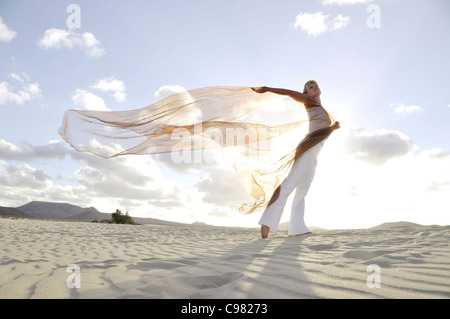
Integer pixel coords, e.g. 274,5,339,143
259,142,323,234
288,156,319,236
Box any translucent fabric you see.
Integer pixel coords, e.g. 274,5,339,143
59,86,336,214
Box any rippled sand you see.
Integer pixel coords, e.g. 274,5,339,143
1,219,449,298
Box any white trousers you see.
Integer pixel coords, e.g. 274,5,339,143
259,141,324,236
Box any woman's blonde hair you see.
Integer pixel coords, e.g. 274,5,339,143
303,80,318,94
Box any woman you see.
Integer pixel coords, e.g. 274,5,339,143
252,81,340,238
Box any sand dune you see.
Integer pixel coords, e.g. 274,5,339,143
0,218,449,299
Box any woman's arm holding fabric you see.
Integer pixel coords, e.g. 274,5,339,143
252,86,316,105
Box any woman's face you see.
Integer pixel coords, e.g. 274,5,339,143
306,82,321,97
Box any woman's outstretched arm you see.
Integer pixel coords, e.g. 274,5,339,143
252,86,316,105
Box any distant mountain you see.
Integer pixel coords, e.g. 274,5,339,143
0,201,187,226
191,221,209,226
0,206,28,218
17,201,111,222
369,221,424,230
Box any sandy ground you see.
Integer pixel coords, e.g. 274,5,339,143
0,218,449,299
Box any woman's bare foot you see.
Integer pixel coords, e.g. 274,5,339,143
261,225,270,239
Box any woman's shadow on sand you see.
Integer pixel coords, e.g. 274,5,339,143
185,231,317,298
75,228,317,299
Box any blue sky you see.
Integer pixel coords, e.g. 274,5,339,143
0,0,449,229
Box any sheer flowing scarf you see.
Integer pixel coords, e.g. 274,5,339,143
59,86,336,214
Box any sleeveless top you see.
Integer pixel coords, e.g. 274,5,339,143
306,104,333,134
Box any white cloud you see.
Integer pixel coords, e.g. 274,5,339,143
91,77,126,102
0,73,41,105
293,12,350,36
71,89,109,111
70,77,126,111
389,102,423,116
293,12,328,36
332,14,351,30
154,85,187,102
322,0,374,4
72,152,180,203
0,139,67,162
0,17,17,42
343,128,416,165
0,162,52,190
38,28,105,58
421,148,450,160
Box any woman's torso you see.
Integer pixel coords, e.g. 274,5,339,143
306,105,332,134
